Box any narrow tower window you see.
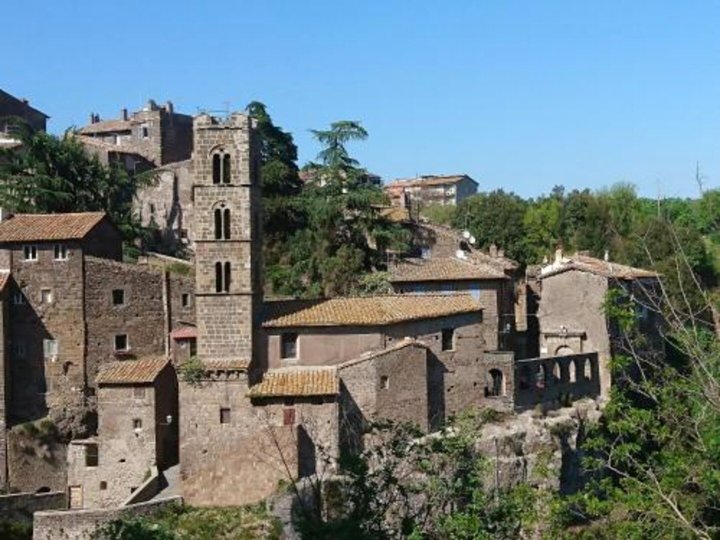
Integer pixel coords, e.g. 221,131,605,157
215,262,223,293
212,154,221,184
223,208,231,239
214,209,222,239
222,154,231,183
223,262,231,292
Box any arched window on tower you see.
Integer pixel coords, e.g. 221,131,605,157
223,208,231,239
222,154,231,183
214,209,222,239
224,262,231,292
213,206,231,240
215,262,223,292
212,154,221,184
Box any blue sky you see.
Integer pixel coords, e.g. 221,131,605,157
3,1,719,198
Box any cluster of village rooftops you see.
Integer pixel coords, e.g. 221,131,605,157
0,92,663,511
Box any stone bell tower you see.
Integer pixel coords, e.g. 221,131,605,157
191,112,262,366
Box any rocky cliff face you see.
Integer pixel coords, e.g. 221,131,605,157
475,398,603,495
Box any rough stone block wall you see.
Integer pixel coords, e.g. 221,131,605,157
195,294,252,360
339,344,430,434
0,491,66,524
9,242,86,421
168,273,195,329
179,375,299,506
0,296,7,488
67,385,158,509
81,221,123,262
7,427,67,492
83,258,166,387
33,496,182,540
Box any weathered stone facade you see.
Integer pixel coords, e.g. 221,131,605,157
67,362,178,509
192,113,262,364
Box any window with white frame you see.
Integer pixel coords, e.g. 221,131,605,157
23,245,37,261
54,244,68,261
43,339,58,360
40,289,53,304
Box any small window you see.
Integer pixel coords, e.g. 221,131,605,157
141,124,149,138
99,481,107,490
41,289,53,304
281,333,298,359
54,244,68,261
180,229,188,240
112,289,125,306
220,408,231,424
132,418,142,430
149,203,156,215
222,154,231,183
86,444,98,467
380,375,390,390
283,408,296,426
133,387,146,399
43,339,58,359
441,328,455,351
23,245,37,261
13,291,26,305
181,293,192,308
114,334,129,352
190,339,197,357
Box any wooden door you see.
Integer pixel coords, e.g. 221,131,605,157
69,485,83,509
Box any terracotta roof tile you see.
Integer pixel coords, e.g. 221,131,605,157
96,357,168,385
262,293,480,328
78,119,132,134
386,174,477,188
248,367,339,398
0,212,107,242
170,326,197,340
201,359,250,371
540,253,659,280
390,257,507,282
338,339,428,369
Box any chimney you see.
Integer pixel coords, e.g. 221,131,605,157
554,248,563,264
89,113,95,124
21,98,29,105
121,108,128,121
165,101,174,114
489,244,498,258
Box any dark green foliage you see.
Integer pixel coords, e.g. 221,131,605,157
0,519,32,540
93,503,282,540
247,106,409,297
0,121,149,245
295,415,545,539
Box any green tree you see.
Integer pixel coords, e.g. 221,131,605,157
453,190,528,263
0,122,147,244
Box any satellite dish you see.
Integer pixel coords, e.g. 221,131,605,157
469,236,476,245
462,230,471,239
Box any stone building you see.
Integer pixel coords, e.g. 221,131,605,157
0,212,193,492
384,174,478,207
0,88,48,149
67,358,178,509
77,99,193,173
537,250,661,397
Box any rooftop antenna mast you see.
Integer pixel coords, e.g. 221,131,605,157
695,161,706,195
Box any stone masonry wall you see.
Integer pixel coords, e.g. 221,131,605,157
8,241,86,421
180,373,299,506
83,258,166,388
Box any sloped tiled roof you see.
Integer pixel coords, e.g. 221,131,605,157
248,367,339,398
262,293,480,328
386,174,477,188
78,119,132,134
338,339,428,369
96,357,168,385
202,359,250,371
170,326,197,340
390,257,507,282
0,212,107,242
540,253,659,280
